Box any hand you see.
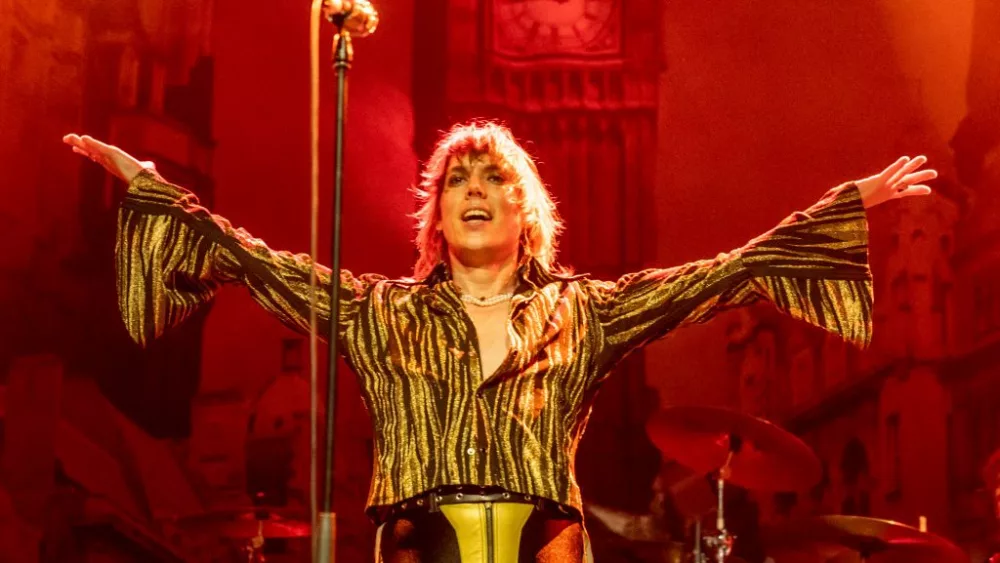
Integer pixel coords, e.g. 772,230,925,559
855,155,937,209
321,0,348,17
62,134,154,184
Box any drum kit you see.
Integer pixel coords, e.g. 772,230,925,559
635,405,973,563
172,404,981,563
176,505,310,562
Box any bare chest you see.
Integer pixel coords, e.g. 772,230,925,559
464,304,511,379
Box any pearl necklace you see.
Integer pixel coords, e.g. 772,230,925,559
460,292,513,307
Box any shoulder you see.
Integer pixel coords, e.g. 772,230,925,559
533,271,604,304
379,275,424,288
523,260,588,288
367,275,431,300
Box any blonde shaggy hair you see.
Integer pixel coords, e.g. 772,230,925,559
412,121,564,279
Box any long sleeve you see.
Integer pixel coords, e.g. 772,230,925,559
591,183,872,371
116,169,377,347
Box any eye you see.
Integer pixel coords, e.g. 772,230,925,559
446,175,466,187
487,173,505,184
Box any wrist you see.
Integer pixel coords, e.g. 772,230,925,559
126,161,156,183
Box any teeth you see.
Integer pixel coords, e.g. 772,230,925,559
463,210,490,221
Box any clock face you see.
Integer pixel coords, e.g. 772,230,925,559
492,0,621,58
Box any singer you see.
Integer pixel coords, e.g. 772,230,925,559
63,120,934,561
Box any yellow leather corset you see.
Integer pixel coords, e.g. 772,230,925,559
373,487,594,563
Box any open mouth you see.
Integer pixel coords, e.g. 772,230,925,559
461,209,492,223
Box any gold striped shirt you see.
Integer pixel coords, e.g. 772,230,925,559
117,170,872,521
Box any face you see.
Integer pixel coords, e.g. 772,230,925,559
438,152,523,268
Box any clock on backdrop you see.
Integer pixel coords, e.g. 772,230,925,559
490,0,622,58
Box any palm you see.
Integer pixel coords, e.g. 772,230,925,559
62,134,151,183
855,155,937,209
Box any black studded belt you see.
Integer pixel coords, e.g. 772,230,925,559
373,486,579,524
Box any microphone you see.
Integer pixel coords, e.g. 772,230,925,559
323,0,379,37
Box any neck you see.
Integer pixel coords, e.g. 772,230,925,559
448,252,519,299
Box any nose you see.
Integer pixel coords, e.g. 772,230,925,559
466,176,485,198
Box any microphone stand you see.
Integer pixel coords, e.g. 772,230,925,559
317,17,352,563
315,4,376,562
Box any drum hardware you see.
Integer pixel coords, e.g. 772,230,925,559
176,505,311,562
692,519,705,563
703,448,735,563
761,514,969,563
646,405,823,562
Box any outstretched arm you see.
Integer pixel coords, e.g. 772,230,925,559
591,155,936,372
63,134,376,347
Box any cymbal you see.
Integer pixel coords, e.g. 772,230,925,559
176,506,311,539
762,515,969,563
645,406,821,491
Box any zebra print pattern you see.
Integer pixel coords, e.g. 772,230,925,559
118,170,872,522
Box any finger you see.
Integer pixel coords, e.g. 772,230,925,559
893,169,937,193
896,184,932,198
64,135,88,151
899,169,937,187
80,135,115,153
80,134,104,147
71,146,89,156
888,155,928,186
879,156,910,180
